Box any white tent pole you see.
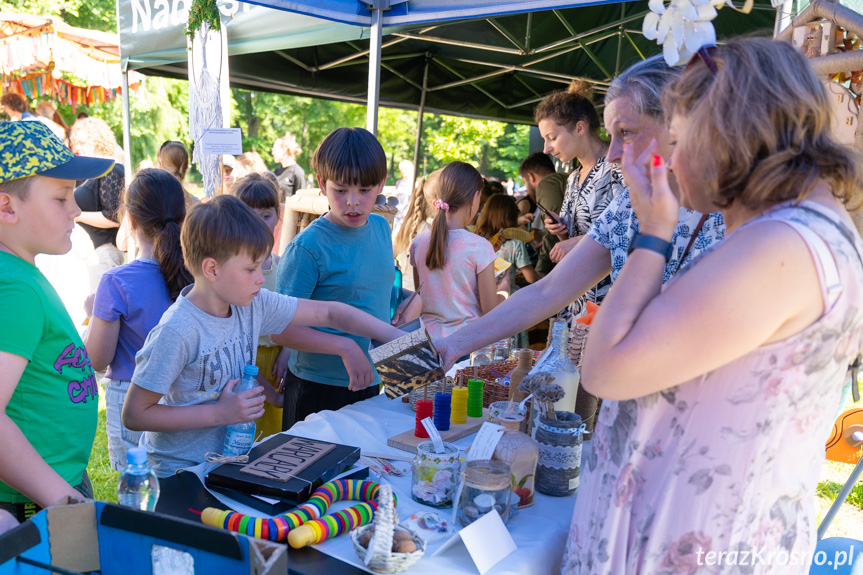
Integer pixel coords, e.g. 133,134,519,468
411,57,430,187
121,69,132,187
366,5,383,135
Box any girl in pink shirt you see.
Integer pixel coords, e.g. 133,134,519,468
410,162,499,340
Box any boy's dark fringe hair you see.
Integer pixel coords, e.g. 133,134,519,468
475,194,520,241
231,173,280,211
181,194,273,275
313,127,387,187
426,161,483,270
123,168,193,300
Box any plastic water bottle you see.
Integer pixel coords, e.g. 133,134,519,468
222,365,260,457
390,259,403,321
117,447,160,511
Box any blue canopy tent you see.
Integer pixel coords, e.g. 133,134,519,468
117,0,776,172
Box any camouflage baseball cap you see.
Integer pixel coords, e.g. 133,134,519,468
0,120,114,184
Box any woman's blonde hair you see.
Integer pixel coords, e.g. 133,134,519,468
69,117,117,158
393,168,442,258
663,37,863,211
426,162,483,270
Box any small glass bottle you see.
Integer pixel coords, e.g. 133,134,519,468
492,413,539,509
534,318,580,413
411,441,461,508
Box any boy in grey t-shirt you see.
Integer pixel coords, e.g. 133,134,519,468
123,195,403,477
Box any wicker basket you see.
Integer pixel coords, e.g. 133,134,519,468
351,484,425,573
455,359,527,408
408,377,454,411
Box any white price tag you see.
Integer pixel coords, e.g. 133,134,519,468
421,417,445,454
466,422,504,461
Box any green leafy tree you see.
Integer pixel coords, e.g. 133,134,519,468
0,0,116,32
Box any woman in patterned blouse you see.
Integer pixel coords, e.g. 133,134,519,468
535,80,626,318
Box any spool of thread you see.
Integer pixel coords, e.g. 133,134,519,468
434,392,452,431
451,387,468,424
467,379,484,418
415,400,433,437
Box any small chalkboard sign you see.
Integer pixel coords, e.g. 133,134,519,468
205,434,361,504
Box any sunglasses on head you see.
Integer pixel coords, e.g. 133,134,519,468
686,45,719,75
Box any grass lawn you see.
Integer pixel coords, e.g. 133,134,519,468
88,386,119,503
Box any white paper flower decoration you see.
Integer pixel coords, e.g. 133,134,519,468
643,0,720,65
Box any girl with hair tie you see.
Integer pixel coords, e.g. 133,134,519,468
84,168,193,471
409,161,499,340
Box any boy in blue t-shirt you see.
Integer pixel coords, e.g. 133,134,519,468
276,128,402,429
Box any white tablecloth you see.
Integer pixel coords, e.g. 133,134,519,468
285,393,576,574
183,374,580,575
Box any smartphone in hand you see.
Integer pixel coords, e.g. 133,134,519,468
537,202,562,225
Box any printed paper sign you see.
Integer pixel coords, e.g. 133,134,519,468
200,128,243,155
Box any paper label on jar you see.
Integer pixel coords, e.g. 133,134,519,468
466,422,504,461
569,476,579,490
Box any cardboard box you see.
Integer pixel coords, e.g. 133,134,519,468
0,497,286,575
370,318,445,399
205,434,361,505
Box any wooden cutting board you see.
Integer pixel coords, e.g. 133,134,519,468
386,409,488,454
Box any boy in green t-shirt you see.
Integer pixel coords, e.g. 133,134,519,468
0,121,115,527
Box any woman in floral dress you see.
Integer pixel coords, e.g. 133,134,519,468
569,39,863,574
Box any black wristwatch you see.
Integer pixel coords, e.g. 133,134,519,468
627,233,673,262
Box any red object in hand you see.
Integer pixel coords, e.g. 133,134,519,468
652,154,663,167
415,400,434,438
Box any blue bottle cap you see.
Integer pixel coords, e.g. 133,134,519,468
243,365,259,377
127,447,148,465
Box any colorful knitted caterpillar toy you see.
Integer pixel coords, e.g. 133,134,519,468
200,479,395,548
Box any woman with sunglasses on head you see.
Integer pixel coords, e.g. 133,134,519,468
563,38,863,574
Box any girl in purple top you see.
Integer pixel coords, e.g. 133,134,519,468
84,169,193,470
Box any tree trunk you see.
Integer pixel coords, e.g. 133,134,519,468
246,92,260,139
479,143,490,175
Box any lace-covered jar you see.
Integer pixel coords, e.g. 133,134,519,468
534,411,585,497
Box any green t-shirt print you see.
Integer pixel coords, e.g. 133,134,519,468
0,252,98,503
